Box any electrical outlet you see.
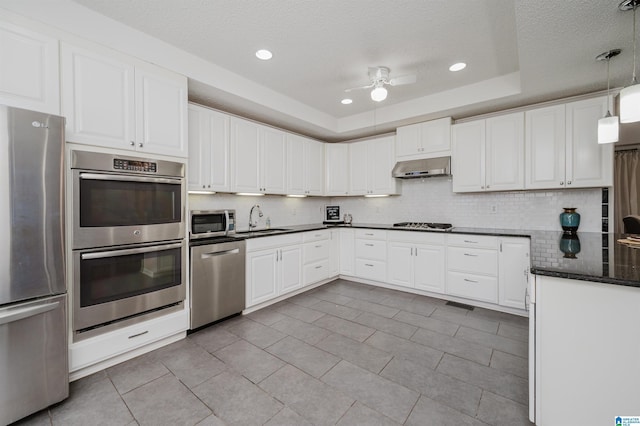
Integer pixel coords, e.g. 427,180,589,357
490,204,498,214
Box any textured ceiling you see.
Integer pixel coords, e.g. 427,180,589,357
31,1,640,140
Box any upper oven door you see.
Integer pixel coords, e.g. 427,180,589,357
73,171,185,249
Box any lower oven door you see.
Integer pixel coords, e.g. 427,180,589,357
73,240,186,333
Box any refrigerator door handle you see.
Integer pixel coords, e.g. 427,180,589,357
0,301,60,326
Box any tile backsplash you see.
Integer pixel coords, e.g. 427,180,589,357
188,178,603,232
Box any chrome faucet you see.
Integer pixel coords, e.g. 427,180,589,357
249,204,263,231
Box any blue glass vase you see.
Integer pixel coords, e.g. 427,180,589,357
559,207,580,234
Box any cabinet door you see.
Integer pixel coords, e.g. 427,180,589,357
485,112,524,191
262,127,287,194
525,104,566,189
279,245,302,295
369,136,400,195
247,249,278,307
452,120,485,192
420,117,452,155
0,22,59,114
339,229,355,275
349,141,368,195
286,134,305,195
414,244,446,294
208,109,231,192
325,144,350,196
396,123,421,157
61,43,135,149
329,229,340,277
387,242,413,288
498,238,530,310
231,118,261,193
187,105,209,191
135,66,188,157
566,97,613,188
305,139,325,195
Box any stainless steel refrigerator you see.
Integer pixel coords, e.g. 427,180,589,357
0,106,68,425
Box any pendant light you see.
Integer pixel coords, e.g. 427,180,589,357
619,0,640,123
596,49,621,144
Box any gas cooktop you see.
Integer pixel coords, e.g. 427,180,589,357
392,222,453,231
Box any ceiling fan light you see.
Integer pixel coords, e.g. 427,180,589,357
598,113,619,144
371,86,387,102
620,82,640,123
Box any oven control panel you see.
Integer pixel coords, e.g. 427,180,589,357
113,159,157,173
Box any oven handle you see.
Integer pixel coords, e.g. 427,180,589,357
81,242,183,260
79,172,182,185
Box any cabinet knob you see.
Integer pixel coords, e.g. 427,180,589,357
202,185,205,189
486,185,490,189
560,181,564,186
208,185,211,188
567,181,572,185
130,141,135,146
481,186,484,189
138,143,143,148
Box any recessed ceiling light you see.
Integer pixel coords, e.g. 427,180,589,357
255,49,273,60
449,62,467,72
341,98,353,105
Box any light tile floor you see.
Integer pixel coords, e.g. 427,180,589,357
16,279,533,426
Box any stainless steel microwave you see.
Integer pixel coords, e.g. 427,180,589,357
189,210,236,240
70,150,186,249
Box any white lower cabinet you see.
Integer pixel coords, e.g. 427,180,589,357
302,230,330,286
354,229,387,282
387,231,445,293
246,234,302,307
498,237,530,309
339,228,355,275
446,235,499,303
329,229,340,277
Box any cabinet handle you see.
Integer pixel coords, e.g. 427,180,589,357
463,278,478,283
525,288,530,312
128,330,149,339
130,141,135,146
464,253,478,257
315,245,322,248
365,233,374,236
365,243,374,247
463,240,478,244
365,263,374,267
315,265,323,269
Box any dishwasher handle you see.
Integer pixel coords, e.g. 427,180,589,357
201,248,240,259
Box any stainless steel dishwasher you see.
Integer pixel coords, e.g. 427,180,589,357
190,238,246,329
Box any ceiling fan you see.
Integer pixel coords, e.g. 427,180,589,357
345,66,417,102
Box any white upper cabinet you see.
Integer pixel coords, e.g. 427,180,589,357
452,112,524,193
187,104,230,192
286,134,324,196
325,143,350,196
0,22,59,114
525,104,566,189
526,96,612,189
396,117,452,160
452,120,486,192
565,97,612,188
231,117,287,194
348,136,400,196
61,42,187,157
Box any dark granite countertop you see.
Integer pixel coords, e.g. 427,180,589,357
214,223,640,288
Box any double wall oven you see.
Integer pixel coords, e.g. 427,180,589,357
70,150,186,339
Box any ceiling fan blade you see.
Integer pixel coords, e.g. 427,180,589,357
344,83,374,93
389,74,417,86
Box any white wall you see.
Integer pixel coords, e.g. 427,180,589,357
190,178,603,232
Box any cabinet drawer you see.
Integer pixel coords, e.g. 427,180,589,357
70,309,188,372
303,260,330,286
303,229,330,243
355,258,386,281
246,233,303,251
355,229,387,240
447,246,497,276
447,234,498,249
387,230,446,245
355,239,386,260
303,240,330,264
447,271,498,303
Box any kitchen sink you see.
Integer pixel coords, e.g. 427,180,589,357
234,228,291,235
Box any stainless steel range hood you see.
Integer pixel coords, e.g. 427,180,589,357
392,156,451,179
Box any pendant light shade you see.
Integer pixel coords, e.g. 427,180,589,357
596,49,621,144
620,0,640,122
